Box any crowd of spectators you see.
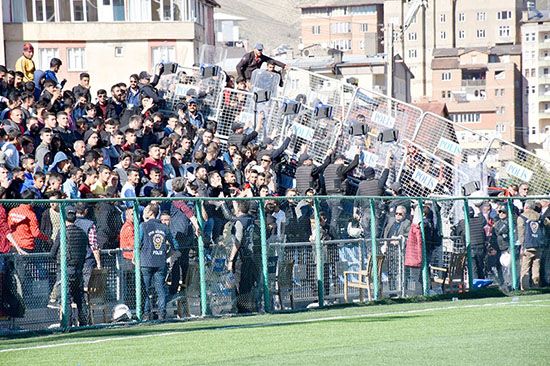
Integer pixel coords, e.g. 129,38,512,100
0,42,549,324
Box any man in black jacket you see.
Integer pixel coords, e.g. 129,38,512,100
236,43,287,86
50,206,89,326
323,146,360,238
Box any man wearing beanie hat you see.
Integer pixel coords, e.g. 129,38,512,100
15,42,35,82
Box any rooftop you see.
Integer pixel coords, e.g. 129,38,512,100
298,0,384,8
432,45,522,58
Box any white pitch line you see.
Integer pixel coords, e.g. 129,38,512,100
1,298,549,354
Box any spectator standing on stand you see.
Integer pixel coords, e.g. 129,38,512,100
15,43,35,83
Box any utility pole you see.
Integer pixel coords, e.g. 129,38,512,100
386,23,394,99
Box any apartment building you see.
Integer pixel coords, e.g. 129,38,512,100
1,0,218,94
521,10,550,155
431,46,522,147
384,0,525,101
299,1,384,56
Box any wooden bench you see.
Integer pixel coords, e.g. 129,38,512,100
344,254,385,303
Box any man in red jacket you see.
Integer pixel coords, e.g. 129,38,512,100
7,190,50,254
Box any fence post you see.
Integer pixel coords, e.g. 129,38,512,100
368,198,379,301
313,198,324,307
416,199,429,296
59,203,69,329
506,198,518,290
132,201,142,321
258,200,271,312
195,201,208,316
462,198,474,290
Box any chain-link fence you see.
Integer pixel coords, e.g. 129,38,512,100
1,195,548,333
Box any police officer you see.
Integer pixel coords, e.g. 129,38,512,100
50,206,89,326
295,147,332,196
139,203,176,320
225,201,259,313
323,146,360,238
354,151,393,238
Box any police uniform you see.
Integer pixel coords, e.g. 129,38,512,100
140,218,175,319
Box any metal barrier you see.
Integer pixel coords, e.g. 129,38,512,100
0,195,548,333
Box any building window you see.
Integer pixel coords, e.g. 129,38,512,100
531,85,536,94
302,7,329,17
359,40,365,50
531,126,537,135
312,25,321,35
440,31,447,40
477,12,486,21
70,0,87,21
440,90,451,99
114,46,124,57
458,30,465,39
498,26,511,37
330,39,352,51
525,69,530,77
33,0,56,22
351,5,376,15
67,48,86,71
408,49,417,58
476,29,486,38
331,22,351,34
38,48,59,71
497,10,512,20
441,72,451,81
360,23,369,33
450,113,481,123
532,68,536,77
496,106,505,115
458,13,465,22
330,6,348,16
495,70,505,80
440,13,446,22
151,46,176,67
408,32,417,41
496,124,505,133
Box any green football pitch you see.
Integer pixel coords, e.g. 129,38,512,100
1,294,549,365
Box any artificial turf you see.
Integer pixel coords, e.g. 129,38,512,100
1,294,549,365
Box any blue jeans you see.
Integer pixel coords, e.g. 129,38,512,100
141,266,167,317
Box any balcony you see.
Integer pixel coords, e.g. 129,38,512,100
539,58,550,67
539,92,550,101
540,39,550,49
461,79,486,87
